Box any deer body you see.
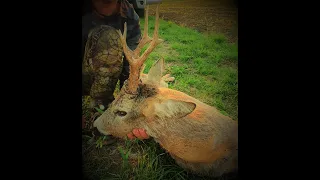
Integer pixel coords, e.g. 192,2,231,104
151,88,238,176
94,85,238,177
93,4,238,177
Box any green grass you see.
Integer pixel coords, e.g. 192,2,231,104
82,16,238,180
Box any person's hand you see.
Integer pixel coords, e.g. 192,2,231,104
127,128,149,140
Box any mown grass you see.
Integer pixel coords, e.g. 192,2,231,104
82,15,238,180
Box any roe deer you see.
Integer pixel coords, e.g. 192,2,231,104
93,4,238,177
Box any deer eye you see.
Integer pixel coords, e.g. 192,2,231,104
115,111,127,117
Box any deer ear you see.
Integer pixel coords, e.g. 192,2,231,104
153,99,196,120
146,58,164,86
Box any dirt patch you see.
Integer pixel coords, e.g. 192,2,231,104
148,0,238,42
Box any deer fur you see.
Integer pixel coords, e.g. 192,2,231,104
140,58,175,88
93,4,238,177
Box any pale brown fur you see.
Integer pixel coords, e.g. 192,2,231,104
143,88,238,177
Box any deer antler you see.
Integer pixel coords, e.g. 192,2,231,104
117,4,163,94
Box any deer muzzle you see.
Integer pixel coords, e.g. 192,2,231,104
93,116,111,135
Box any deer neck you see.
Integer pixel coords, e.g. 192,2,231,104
126,63,143,94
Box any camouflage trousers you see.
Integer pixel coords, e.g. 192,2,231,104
82,25,128,108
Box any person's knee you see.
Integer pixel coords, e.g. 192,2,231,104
83,25,125,107
89,25,122,51
88,26,123,73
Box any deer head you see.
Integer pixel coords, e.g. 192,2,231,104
93,4,238,177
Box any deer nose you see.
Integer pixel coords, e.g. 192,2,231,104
93,117,111,135
93,119,98,127
93,116,102,127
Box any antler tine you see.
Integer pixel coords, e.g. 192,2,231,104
137,4,164,67
133,5,152,58
117,23,134,64
118,4,163,94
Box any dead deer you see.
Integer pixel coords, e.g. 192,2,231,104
93,4,238,177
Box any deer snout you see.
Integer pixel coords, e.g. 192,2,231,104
93,117,111,136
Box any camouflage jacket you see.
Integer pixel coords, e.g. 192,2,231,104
82,0,141,61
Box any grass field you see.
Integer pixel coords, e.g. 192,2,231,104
82,15,238,180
